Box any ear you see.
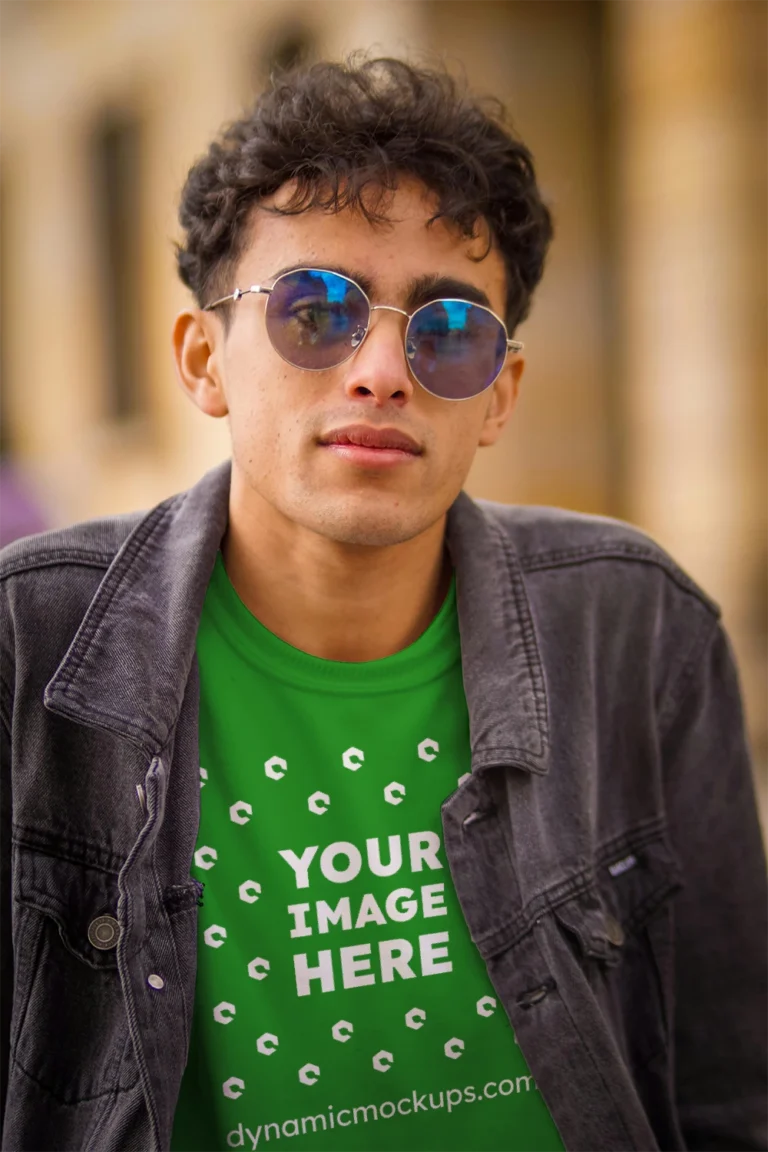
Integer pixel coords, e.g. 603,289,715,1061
172,309,229,418
477,357,524,447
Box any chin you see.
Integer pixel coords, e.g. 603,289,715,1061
324,518,424,549
307,502,432,549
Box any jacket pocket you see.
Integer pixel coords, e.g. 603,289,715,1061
10,845,139,1104
553,829,682,1069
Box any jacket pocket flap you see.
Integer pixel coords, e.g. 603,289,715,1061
553,833,682,964
553,888,623,963
14,845,123,969
598,833,682,936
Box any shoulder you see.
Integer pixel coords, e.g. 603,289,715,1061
0,513,149,726
0,513,149,660
475,498,719,617
0,511,144,581
474,499,724,737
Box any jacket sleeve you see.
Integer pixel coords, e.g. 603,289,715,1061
661,617,767,1150
0,692,11,1123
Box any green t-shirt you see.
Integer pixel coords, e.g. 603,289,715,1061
171,555,564,1152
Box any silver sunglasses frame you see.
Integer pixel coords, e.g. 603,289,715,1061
204,267,524,401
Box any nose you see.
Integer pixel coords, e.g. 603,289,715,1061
341,308,415,407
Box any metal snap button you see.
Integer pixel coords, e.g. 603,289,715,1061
462,805,496,828
605,914,625,947
147,974,165,990
88,914,120,950
517,977,556,1009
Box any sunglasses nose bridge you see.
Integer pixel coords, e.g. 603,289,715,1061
343,303,417,400
369,304,410,319
357,303,412,358
348,304,409,351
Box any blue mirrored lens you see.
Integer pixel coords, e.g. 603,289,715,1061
406,300,507,399
266,270,369,369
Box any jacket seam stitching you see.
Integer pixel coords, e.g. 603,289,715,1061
475,871,596,953
657,612,721,739
8,911,45,1068
45,684,162,748
473,747,545,765
519,547,719,614
12,898,121,971
115,756,164,1148
13,827,127,874
0,697,11,752
538,944,636,1147
475,815,673,953
492,521,549,753
53,506,170,699
151,845,191,1052
594,815,669,866
84,1030,139,1152
0,551,115,580
10,1053,133,1105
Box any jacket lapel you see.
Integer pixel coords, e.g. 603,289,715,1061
44,461,231,754
447,492,550,776
45,464,550,776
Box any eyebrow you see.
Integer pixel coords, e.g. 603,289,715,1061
267,264,493,312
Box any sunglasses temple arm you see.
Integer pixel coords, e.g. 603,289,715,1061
506,339,524,353
203,285,272,312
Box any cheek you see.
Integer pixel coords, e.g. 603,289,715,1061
225,363,309,466
223,370,272,461
223,324,287,417
438,407,487,471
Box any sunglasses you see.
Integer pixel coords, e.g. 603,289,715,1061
204,268,523,401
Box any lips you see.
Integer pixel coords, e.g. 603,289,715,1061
320,424,422,454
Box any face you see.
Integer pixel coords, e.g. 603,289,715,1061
174,178,522,548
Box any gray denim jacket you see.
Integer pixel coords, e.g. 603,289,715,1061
1,460,766,1152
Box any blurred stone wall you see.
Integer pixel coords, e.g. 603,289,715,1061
1,0,765,786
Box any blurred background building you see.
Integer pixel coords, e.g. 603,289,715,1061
1,0,766,804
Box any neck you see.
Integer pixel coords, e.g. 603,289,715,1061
221,489,452,664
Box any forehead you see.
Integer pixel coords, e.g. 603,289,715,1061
236,178,507,311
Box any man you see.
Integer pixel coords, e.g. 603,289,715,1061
0,58,765,1152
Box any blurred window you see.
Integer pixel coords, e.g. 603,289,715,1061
91,112,144,422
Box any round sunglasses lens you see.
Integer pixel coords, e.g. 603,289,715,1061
265,270,369,370
406,301,507,399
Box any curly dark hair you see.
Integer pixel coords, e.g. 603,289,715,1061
176,57,553,330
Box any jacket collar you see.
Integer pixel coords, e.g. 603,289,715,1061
446,492,550,774
45,460,550,774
